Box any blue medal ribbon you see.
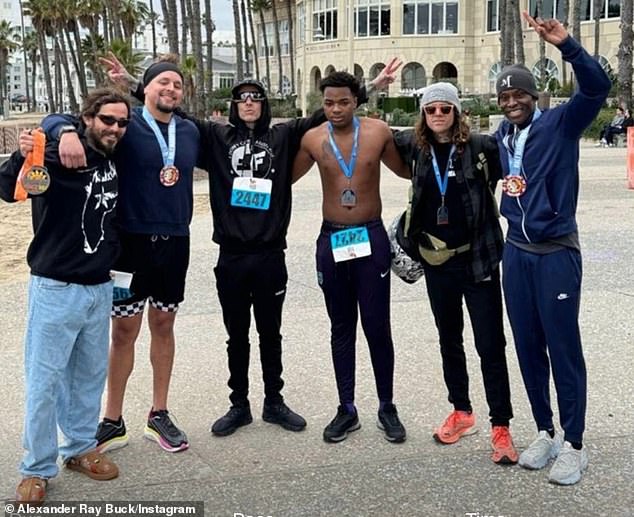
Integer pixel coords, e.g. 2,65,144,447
142,106,176,167
430,144,456,202
327,117,360,179
503,108,542,175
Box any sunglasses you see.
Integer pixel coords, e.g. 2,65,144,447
97,114,130,128
424,105,453,115
233,91,265,102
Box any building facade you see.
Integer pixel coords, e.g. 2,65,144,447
254,0,623,112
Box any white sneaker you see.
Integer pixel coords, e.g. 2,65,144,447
518,430,563,470
548,441,588,485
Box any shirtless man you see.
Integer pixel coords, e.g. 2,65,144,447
293,71,410,443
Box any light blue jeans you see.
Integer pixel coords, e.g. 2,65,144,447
20,275,112,479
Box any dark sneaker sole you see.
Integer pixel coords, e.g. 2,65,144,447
96,434,129,454
492,454,519,465
262,414,306,432
323,422,361,443
376,420,406,443
143,426,189,453
210,415,253,437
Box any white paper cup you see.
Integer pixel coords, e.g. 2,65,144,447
111,270,133,289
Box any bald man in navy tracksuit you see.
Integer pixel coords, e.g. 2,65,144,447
494,14,610,486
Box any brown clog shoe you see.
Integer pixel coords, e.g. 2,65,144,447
15,477,47,505
65,449,119,480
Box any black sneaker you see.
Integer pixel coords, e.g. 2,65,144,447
144,409,189,452
96,417,129,453
323,406,361,443
262,402,307,432
377,403,406,443
211,405,253,436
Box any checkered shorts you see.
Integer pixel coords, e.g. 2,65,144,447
111,297,180,318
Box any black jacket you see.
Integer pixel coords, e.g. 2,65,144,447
0,137,120,284
393,130,504,282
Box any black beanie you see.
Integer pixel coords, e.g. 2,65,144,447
496,64,539,99
143,61,183,87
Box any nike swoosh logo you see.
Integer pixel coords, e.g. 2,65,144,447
381,269,390,278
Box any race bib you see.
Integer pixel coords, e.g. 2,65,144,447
231,177,272,210
330,227,372,262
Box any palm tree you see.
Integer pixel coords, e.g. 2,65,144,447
593,0,602,57
252,0,271,89
109,38,144,77
160,0,179,55
188,0,205,115
571,0,581,44
22,30,39,110
203,0,214,93
0,20,19,116
560,0,569,88
78,0,106,86
232,0,244,80
120,0,150,41
81,33,106,86
240,0,250,76
18,0,32,109
181,54,196,111
512,0,524,65
536,0,546,88
179,0,188,58
22,0,56,112
246,2,259,80
618,0,633,108
269,0,283,94
284,0,294,92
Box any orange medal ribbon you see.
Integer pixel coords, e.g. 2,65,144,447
14,130,46,201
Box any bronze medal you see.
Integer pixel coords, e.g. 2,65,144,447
160,165,180,187
21,165,51,195
341,188,357,208
502,174,527,197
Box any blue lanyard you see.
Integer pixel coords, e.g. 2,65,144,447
503,108,542,175
327,117,360,179
142,106,176,167
430,144,455,197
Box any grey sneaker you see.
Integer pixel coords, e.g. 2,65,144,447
548,441,588,485
518,430,563,470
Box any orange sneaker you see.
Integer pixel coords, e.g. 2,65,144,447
433,410,477,444
491,425,519,464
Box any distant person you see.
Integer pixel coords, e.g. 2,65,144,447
597,106,625,147
293,71,410,444
495,13,611,485
0,88,130,504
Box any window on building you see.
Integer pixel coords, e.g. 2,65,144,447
532,58,560,90
219,73,234,90
259,23,276,57
298,2,306,44
401,62,426,90
282,75,292,95
279,20,290,55
528,0,568,20
313,0,338,40
403,1,458,35
487,0,499,32
576,0,620,21
597,55,614,77
488,62,502,93
355,0,390,37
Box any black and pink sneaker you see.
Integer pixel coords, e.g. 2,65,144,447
144,409,189,452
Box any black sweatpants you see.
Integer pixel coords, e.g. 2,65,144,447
214,249,287,406
424,261,513,426
316,220,395,406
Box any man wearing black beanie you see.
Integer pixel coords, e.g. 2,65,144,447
494,12,610,486
41,54,200,455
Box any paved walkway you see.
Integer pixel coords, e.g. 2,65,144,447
1,143,633,517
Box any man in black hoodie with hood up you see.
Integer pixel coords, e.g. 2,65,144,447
98,55,400,437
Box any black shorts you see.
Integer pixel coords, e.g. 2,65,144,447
111,232,190,318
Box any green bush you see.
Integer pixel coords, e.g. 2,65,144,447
390,108,418,127
383,96,416,114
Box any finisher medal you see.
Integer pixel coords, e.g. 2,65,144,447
160,165,180,187
502,174,527,197
21,165,51,195
341,188,357,208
